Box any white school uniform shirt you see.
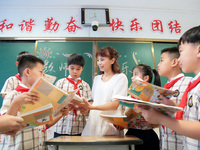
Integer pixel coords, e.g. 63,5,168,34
1,75,21,95
81,73,128,136
54,75,92,135
160,73,192,150
0,84,47,150
182,72,200,150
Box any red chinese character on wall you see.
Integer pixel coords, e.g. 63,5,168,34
152,20,163,33
130,18,142,31
64,17,81,33
110,18,124,31
44,17,59,32
0,19,14,32
18,19,35,32
168,20,181,33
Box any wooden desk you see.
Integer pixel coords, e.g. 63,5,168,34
44,136,143,150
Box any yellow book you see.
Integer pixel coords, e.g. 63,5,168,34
19,77,81,117
128,77,178,102
20,103,54,130
114,95,183,129
100,114,128,129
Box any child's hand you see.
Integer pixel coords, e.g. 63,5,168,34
137,107,162,125
68,103,75,111
154,95,177,106
113,124,124,131
71,97,92,110
0,115,24,135
60,106,70,116
78,106,89,115
14,91,39,106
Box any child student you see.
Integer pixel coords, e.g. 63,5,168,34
54,53,92,137
1,51,32,98
138,26,200,150
125,64,160,150
158,47,192,150
0,55,69,149
73,46,128,136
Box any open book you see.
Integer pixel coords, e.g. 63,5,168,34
114,95,183,116
19,77,83,118
20,103,54,130
128,77,178,102
100,114,128,129
43,74,57,84
113,95,183,130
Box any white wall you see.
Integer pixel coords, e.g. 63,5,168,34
0,0,199,40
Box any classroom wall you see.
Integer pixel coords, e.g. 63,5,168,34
0,0,200,39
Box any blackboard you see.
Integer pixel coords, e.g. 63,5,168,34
0,41,195,107
153,43,195,87
36,42,93,87
0,41,36,104
97,42,154,86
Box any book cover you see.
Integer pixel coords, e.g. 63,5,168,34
20,103,54,130
128,77,178,103
100,114,128,129
18,77,79,117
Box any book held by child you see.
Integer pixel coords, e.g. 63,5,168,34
113,95,183,129
20,103,54,130
18,77,83,129
111,78,182,129
128,77,178,102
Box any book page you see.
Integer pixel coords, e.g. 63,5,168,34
114,95,183,117
20,103,54,130
100,114,128,129
128,77,178,103
19,77,77,115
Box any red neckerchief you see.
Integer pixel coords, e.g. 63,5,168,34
66,77,82,121
162,76,183,133
164,76,183,89
131,95,136,99
176,76,200,120
15,74,22,81
15,85,29,93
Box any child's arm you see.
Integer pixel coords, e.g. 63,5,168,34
6,92,39,116
47,106,69,128
0,115,24,135
137,107,200,140
72,98,119,111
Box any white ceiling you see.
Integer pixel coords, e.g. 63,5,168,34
0,0,199,13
